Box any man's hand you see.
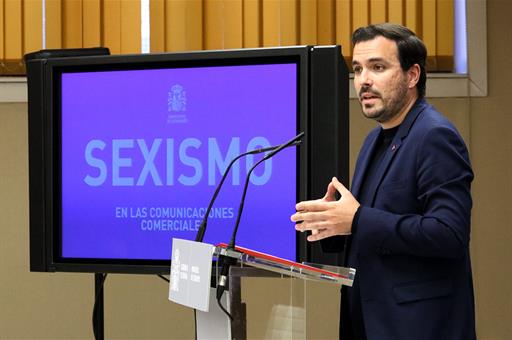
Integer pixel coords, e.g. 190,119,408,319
290,177,360,242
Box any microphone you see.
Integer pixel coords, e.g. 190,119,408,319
260,131,305,162
194,140,301,243
216,132,305,301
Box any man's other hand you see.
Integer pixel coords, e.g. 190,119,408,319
291,177,360,242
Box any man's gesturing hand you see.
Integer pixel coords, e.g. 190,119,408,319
290,177,360,242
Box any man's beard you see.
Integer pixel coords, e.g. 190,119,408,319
359,82,409,124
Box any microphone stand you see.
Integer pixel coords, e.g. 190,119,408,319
191,135,303,323
216,132,305,308
228,132,304,250
195,141,301,243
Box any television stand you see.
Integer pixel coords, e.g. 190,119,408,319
93,273,105,340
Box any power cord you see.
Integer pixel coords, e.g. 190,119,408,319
217,295,233,321
215,257,234,321
157,274,170,283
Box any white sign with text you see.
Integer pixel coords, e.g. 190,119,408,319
168,238,215,312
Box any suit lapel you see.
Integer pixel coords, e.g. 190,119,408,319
351,129,381,199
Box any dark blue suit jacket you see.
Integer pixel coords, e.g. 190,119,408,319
326,99,476,339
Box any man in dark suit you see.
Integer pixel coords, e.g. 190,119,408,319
291,23,476,340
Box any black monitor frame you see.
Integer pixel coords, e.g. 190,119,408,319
26,46,349,274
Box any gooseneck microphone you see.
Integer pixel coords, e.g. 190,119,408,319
215,132,305,302
229,131,305,249
194,140,302,243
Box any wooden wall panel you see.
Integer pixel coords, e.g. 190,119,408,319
83,0,102,47
5,0,23,59
336,0,352,57
63,0,83,48
318,0,335,45
405,0,421,36
120,0,141,53
370,0,387,23
280,0,299,46
164,0,202,52
103,0,122,53
388,0,404,25
23,0,43,53
165,0,186,51
0,0,455,74
0,0,4,59
224,0,243,48
204,0,224,49
262,0,279,46
45,0,62,49
150,0,165,52
300,0,317,45
436,0,454,70
243,0,261,48
422,0,437,68
352,0,369,34
185,0,203,51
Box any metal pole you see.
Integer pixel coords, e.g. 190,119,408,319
94,273,105,340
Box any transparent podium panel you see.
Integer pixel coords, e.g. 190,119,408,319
228,266,307,339
227,267,342,339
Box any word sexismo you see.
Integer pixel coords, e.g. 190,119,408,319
84,137,275,186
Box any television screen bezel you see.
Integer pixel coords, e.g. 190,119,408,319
40,47,311,274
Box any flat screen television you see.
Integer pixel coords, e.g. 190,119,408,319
26,46,349,274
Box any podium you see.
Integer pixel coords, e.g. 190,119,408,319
218,244,355,339
169,239,355,339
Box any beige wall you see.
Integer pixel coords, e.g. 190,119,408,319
1,1,511,338
466,0,512,336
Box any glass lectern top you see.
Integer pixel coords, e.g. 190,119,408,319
215,243,355,287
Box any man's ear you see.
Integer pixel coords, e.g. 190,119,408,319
407,64,421,89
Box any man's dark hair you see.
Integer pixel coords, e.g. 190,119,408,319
352,23,427,98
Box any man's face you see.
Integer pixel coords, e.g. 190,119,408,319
352,36,412,125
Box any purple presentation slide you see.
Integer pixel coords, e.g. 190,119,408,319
60,63,297,261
